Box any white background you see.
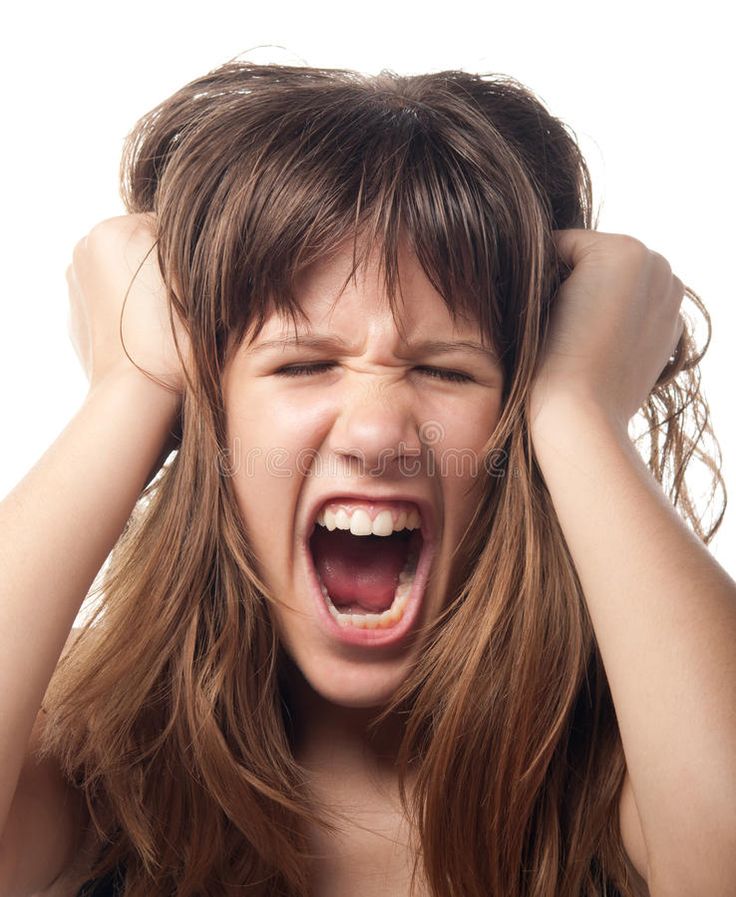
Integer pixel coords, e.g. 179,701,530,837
1,0,733,581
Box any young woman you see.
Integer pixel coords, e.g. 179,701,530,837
0,61,734,897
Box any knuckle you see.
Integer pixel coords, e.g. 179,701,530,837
87,215,129,245
86,219,115,244
83,215,154,258
672,278,686,311
71,235,88,264
650,249,674,278
613,233,648,257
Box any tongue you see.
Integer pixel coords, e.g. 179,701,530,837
310,527,409,613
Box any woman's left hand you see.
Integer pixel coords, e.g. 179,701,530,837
528,229,686,431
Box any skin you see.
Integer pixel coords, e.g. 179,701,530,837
220,237,505,774
528,231,736,893
528,230,685,426
67,212,190,393
65,217,736,891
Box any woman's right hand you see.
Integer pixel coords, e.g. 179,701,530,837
66,213,191,395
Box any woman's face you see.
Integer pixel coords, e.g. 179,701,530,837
221,239,504,709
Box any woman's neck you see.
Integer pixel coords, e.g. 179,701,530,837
283,661,409,781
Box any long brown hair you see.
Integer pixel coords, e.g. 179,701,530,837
39,59,726,897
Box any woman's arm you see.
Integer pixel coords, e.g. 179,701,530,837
531,395,736,897
0,213,187,892
0,376,178,890
530,230,736,897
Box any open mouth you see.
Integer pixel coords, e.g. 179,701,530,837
303,501,432,643
310,526,422,629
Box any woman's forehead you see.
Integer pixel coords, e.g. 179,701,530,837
242,293,486,350
258,245,483,336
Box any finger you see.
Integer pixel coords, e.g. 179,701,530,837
669,313,686,360
672,274,686,309
550,228,599,267
552,230,650,270
676,313,686,343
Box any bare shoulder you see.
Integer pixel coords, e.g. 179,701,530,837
619,768,651,895
0,628,92,897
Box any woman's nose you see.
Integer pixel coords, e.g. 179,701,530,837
326,378,425,478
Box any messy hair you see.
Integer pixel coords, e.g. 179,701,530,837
39,59,725,897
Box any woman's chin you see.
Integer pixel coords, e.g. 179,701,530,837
289,651,413,711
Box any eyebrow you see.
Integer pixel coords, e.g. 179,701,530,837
247,334,500,364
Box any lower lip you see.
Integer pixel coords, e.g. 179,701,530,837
302,529,436,648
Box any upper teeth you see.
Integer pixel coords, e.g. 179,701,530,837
317,506,421,537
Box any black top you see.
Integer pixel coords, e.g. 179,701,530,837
76,862,126,897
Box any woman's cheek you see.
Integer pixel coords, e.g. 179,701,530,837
435,394,502,461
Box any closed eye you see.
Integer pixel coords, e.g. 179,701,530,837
273,362,473,383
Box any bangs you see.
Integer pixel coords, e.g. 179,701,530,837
124,63,583,378
226,96,505,356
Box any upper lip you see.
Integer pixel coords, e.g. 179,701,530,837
303,490,436,545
